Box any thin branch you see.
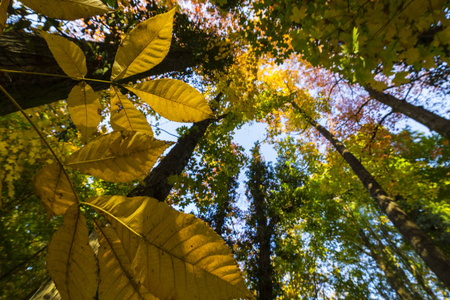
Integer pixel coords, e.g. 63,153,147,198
364,111,394,153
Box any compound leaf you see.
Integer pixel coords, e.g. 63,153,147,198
87,196,254,300
111,8,175,81
65,131,171,182
68,81,102,144
20,0,111,20
110,86,153,136
40,31,87,79
46,204,99,300
96,225,157,300
126,79,213,123
34,162,77,217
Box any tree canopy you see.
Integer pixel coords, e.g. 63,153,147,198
0,0,449,299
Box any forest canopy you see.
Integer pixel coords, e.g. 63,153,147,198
0,0,449,299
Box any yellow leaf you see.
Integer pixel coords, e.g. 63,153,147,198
110,86,153,136
87,196,254,300
68,81,102,144
0,0,9,37
20,0,111,20
96,225,157,300
111,8,176,81
46,204,99,300
65,131,171,182
34,162,78,217
126,79,213,123
40,31,87,79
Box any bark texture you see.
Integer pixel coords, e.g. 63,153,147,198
365,86,450,140
292,102,450,289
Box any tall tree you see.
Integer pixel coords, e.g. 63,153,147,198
244,145,277,300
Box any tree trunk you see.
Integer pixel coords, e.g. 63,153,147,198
359,229,419,300
0,31,204,116
127,118,212,200
365,86,450,140
212,176,235,237
292,102,450,289
249,153,275,300
254,188,274,300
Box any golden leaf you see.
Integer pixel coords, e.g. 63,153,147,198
68,81,102,144
65,131,171,182
40,31,87,79
34,162,78,217
20,0,111,20
111,8,175,81
110,86,153,136
126,79,213,123
96,225,157,300
46,204,99,300
87,196,254,300
0,0,8,37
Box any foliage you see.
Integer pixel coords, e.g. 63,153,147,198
0,2,253,299
234,0,450,89
1,0,450,298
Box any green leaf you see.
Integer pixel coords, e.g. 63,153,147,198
392,71,410,86
40,31,87,79
110,86,153,136
46,204,99,300
65,131,171,182
86,196,255,300
20,0,111,20
34,162,78,218
67,81,102,144
126,79,213,123
111,8,176,81
96,225,157,300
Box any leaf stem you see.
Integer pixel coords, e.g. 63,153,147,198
0,84,80,203
0,69,112,84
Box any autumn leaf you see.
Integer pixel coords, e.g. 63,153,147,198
126,79,214,122
46,204,99,300
96,225,157,300
67,81,102,144
34,162,78,218
20,0,111,20
0,0,8,37
86,196,255,300
40,31,87,79
110,86,153,136
111,8,175,81
65,131,171,182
